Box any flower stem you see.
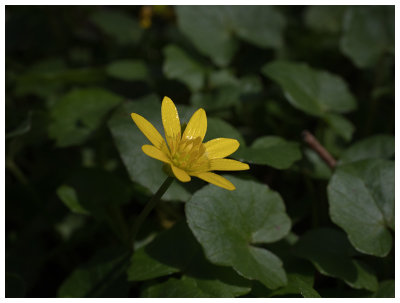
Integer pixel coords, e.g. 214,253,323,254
131,176,174,251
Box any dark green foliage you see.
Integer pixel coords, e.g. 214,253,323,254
6,5,394,298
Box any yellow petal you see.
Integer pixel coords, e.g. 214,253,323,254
131,113,165,149
142,145,171,164
210,159,250,171
182,108,207,141
171,165,191,182
161,96,181,154
194,172,235,191
204,138,240,159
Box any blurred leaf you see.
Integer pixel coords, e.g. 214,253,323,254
55,214,86,240
205,117,246,146
339,135,394,165
269,273,321,298
176,6,238,67
186,176,291,289
90,9,142,44
226,6,286,49
48,87,122,147
328,159,394,256
106,59,148,82
108,95,191,202
56,185,89,215
371,280,395,298
209,69,238,87
6,111,32,139
323,113,354,142
62,168,132,222
233,136,301,169
128,221,199,281
130,222,251,297
191,86,241,111
163,44,207,91
143,275,249,298
58,249,130,297
239,75,263,94
14,58,104,98
263,61,357,117
340,6,394,68
302,148,332,180
305,5,346,33
294,228,378,291
176,6,285,67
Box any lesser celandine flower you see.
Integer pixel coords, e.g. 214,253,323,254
131,96,249,190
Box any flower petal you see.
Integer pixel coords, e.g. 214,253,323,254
161,96,181,154
204,138,240,159
171,165,191,182
194,172,235,191
131,113,165,149
210,159,250,171
182,108,207,141
142,145,171,164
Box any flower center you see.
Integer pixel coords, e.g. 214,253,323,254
171,137,209,171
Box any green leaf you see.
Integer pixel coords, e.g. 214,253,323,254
191,86,241,111
323,113,354,142
186,176,291,289
129,222,251,297
225,6,286,49
56,185,89,215
176,6,238,67
90,9,142,45
294,228,378,291
305,5,346,33
328,159,394,256
175,6,285,66
60,168,132,223
143,275,249,298
371,280,395,298
262,61,357,117
6,111,32,139
340,6,394,68
339,135,395,165
108,94,190,202
269,273,321,298
106,59,148,81
58,249,130,297
128,221,199,281
233,136,301,169
48,87,122,147
143,277,208,297
204,117,246,146
14,58,104,98
163,44,207,91
302,148,332,180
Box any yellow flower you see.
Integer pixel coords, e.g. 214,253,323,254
131,96,249,190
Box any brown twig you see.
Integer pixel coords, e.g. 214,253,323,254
302,130,337,170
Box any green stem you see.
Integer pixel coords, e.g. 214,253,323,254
131,176,174,251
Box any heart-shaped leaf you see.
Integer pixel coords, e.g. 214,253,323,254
186,176,291,289
328,159,394,256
